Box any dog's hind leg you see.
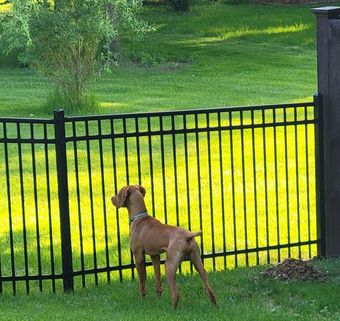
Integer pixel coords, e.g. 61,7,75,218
165,259,180,308
165,243,184,308
189,244,217,306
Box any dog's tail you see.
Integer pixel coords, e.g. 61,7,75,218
186,230,202,240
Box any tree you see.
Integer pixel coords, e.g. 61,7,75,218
1,0,148,112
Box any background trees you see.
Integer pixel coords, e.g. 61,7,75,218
1,0,148,112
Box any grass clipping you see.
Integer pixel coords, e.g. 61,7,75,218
260,258,328,282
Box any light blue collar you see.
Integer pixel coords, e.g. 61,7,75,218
130,211,148,224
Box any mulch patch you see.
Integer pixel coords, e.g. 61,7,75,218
259,258,328,282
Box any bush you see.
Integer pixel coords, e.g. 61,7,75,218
1,0,148,113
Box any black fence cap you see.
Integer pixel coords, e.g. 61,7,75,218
312,6,340,18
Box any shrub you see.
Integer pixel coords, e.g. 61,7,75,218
1,0,149,112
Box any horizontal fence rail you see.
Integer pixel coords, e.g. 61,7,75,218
0,98,321,294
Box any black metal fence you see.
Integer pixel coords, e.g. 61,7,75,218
0,96,321,294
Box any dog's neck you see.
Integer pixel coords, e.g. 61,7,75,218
126,192,148,218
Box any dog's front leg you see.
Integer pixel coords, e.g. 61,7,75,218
134,250,146,297
151,255,162,296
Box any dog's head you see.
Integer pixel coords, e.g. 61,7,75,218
111,184,146,209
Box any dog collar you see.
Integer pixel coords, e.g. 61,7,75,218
130,211,148,224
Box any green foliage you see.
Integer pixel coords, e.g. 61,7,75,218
0,0,148,112
0,12,19,66
0,4,317,116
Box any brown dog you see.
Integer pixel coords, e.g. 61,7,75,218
111,184,217,308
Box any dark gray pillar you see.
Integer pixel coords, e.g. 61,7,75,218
313,7,340,257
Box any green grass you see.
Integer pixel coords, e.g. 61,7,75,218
0,3,334,116
0,2,335,311
1,258,340,321
0,3,326,283
0,106,319,285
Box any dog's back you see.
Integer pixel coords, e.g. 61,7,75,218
130,215,201,257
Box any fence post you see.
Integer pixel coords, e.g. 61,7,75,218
54,109,74,292
313,93,325,257
313,7,340,257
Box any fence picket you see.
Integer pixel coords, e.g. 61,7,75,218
0,100,322,294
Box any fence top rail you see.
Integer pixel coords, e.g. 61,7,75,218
0,100,315,124
0,117,54,124
65,101,315,122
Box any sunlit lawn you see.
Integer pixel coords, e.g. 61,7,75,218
0,107,318,294
0,3,321,116
0,2,328,294
0,0,10,13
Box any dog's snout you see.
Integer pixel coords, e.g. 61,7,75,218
111,195,118,206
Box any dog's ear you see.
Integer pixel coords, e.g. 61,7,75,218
137,185,146,197
119,186,130,207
